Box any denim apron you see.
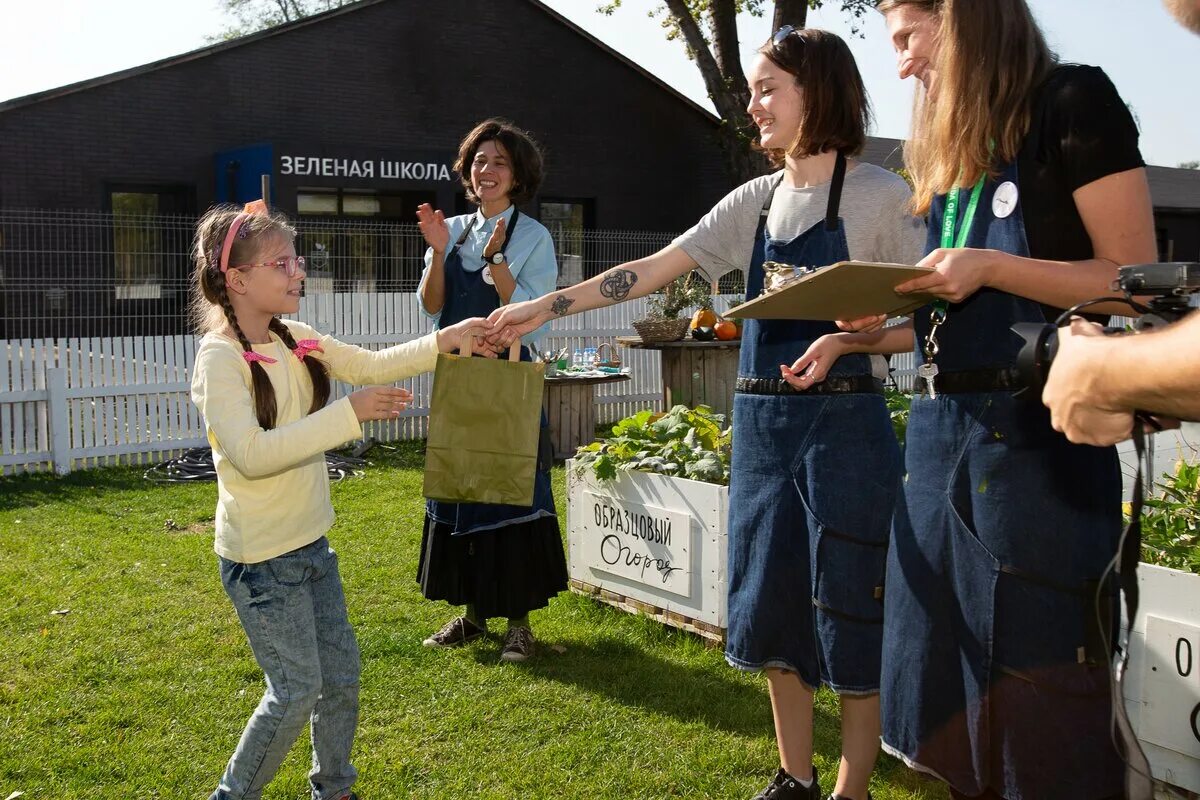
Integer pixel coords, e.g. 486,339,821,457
880,160,1123,798
425,208,556,535
725,155,902,694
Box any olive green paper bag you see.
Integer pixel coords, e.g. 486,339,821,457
423,339,544,506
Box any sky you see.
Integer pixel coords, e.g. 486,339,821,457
1,0,1198,168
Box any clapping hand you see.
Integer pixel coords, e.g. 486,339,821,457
416,203,450,254
482,218,507,262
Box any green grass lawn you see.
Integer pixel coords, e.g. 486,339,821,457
0,444,946,799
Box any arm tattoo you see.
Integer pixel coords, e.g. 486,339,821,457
550,295,575,316
599,268,638,302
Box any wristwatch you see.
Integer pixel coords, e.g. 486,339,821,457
486,251,506,265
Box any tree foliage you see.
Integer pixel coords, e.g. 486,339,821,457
210,0,355,41
598,1,877,183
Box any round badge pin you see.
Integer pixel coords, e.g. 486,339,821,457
482,266,495,286
992,181,1019,219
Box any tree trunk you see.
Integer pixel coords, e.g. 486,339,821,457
662,0,769,186
772,0,810,31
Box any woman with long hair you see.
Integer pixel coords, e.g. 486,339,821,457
863,2,1157,797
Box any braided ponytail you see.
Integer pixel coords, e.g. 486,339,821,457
268,317,330,414
215,281,279,429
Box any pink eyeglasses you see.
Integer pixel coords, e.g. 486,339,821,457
228,256,307,277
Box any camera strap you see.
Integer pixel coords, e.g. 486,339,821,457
1109,420,1155,800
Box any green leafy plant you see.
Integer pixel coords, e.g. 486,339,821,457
645,272,713,321
574,405,731,485
1137,458,1200,575
885,387,911,445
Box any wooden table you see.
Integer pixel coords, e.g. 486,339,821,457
542,373,631,460
617,336,740,420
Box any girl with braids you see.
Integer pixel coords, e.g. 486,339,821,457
189,200,495,800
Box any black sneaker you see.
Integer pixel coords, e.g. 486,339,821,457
753,767,820,800
422,616,486,648
499,626,535,662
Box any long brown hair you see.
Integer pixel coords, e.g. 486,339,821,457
757,28,871,166
190,205,330,429
877,0,1056,213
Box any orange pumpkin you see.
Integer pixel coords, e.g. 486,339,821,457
714,320,740,340
690,308,718,331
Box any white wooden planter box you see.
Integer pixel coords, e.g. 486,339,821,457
566,460,728,641
1125,562,1200,795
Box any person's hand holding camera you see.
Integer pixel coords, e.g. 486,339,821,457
1042,317,1137,446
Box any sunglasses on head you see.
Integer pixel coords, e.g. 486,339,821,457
772,24,798,46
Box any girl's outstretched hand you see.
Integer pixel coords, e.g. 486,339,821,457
436,317,502,356
349,386,413,422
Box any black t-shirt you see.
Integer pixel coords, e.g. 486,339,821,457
1017,64,1145,263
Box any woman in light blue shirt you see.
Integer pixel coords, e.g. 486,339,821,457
414,118,566,664
417,131,557,348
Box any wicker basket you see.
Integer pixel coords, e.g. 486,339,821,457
631,318,690,343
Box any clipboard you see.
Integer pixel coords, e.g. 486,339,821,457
724,261,935,321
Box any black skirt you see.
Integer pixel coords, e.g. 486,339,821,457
417,513,568,620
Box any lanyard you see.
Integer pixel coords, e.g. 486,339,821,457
923,173,987,366
941,174,985,250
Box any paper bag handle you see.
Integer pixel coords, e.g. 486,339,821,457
461,331,521,362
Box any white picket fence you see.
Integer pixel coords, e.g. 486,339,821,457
4,292,1193,496
1,292,738,475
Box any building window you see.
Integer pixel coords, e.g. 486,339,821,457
295,188,435,292
108,185,193,301
541,199,591,287
297,189,433,220
342,192,381,216
297,190,339,216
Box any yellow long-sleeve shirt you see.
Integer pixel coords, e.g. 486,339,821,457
190,319,439,563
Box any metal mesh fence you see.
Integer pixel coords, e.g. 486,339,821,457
0,209,685,339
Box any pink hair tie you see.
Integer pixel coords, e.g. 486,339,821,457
218,199,270,275
242,350,278,365
292,339,323,361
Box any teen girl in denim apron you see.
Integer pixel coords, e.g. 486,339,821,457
727,152,902,698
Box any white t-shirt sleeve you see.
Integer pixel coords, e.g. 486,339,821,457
672,175,776,285
874,178,927,266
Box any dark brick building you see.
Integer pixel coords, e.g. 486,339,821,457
0,0,736,336
1,0,1196,338
0,0,732,227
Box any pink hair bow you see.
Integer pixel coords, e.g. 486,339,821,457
292,339,323,361
242,351,278,365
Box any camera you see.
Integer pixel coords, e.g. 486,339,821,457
1013,262,1200,390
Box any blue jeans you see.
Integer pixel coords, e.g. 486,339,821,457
211,536,360,800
